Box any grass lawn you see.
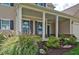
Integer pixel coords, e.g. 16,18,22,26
65,43,79,55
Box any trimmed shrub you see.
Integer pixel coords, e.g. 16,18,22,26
46,36,60,48
0,35,41,55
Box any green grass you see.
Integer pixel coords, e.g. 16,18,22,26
65,42,79,55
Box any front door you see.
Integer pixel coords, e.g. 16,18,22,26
47,25,50,37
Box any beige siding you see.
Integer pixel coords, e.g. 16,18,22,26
59,20,70,34
0,5,16,20
51,19,70,35
22,8,42,18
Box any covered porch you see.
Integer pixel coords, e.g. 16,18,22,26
16,4,72,40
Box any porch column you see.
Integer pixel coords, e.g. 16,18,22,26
70,19,72,34
42,12,46,40
16,5,22,35
33,20,35,35
56,16,59,37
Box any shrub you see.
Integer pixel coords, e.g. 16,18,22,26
32,35,42,43
0,33,6,44
0,35,41,55
68,36,76,45
59,33,65,44
59,34,76,45
60,33,65,39
63,38,70,45
46,36,60,48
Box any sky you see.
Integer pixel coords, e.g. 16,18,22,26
0,0,79,11
51,0,79,11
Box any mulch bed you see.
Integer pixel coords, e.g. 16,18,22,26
46,47,75,55
38,41,76,55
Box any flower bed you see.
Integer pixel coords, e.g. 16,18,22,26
38,41,76,55
38,34,77,55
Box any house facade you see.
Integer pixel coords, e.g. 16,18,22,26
63,4,79,40
0,3,78,41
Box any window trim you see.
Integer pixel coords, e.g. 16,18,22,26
0,19,11,30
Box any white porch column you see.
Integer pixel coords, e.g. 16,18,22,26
16,5,22,35
56,16,59,37
70,19,72,34
42,12,46,40
33,20,35,35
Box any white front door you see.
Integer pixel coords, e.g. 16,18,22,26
73,22,79,41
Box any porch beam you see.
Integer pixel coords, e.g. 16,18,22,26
42,12,46,40
56,16,59,38
16,5,22,35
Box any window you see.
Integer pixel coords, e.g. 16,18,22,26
22,20,33,34
1,3,10,6
22,20,29,33
35,21,42,35
0,19,14,30
1,3,14,7
1,20,10,30
35,3,47,7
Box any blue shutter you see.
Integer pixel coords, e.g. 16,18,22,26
44,3,46,7
10,3,14,6
10,20,14,30
35,21,37,34
0,20,1,29
30,21,33,34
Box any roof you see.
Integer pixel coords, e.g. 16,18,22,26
63,4,79,18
